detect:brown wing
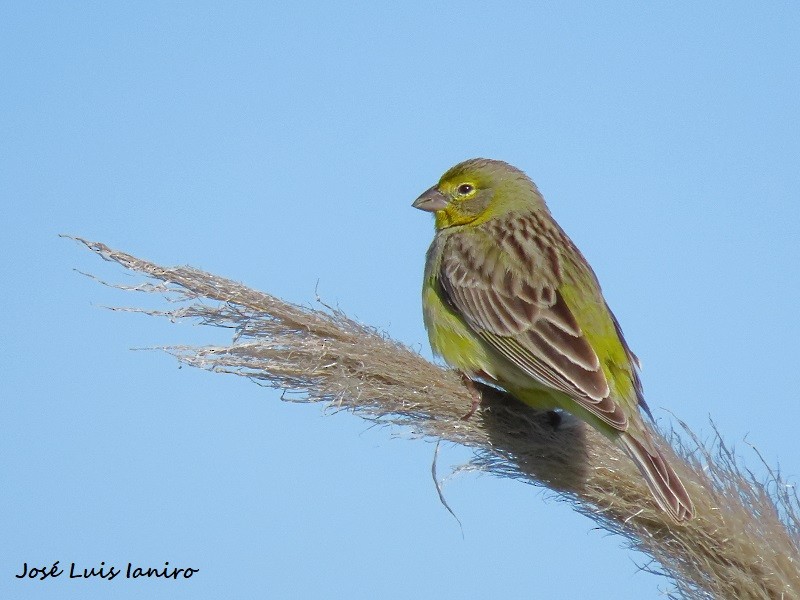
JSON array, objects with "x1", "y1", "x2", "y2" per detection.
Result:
[{"x1": 439, "y1": 216, "x2": 628, "y2": 430}]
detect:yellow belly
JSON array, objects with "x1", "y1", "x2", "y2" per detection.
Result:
[
  {"x1": 423, "y1": 284, "x2": 493, "y2": 377},
  {"x1": 423, "y1": 283, "x2": 568, "y2": 414}
]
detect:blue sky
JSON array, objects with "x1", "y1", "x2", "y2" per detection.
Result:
[{"x1": 2, "y1": 2, "x2": 798, "y2": 598}]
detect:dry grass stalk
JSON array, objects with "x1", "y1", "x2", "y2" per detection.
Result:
[{"x1": 70, "y1": 236, "x2": 799, "y2": 599}]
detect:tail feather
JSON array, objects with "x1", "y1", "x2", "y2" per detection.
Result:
[{"x1": 619, "y1": 432, "x2": 694, "y2": 523}]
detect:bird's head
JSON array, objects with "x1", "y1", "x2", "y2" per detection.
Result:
[{"x1": 412, "y1": 158, "x2": 546, "y2": 230}]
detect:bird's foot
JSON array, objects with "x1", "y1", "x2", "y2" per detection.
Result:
[
  {"x1": 546, "y1": 410, "x2": 562, "y2": 430},
  {"x1": 458, "y1": 373, "x2": 482, "y2": 420}
]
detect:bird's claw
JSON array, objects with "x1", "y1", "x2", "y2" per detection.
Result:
[{"x1": 458, "y1": 373, "x2": 482, "y2": 420}]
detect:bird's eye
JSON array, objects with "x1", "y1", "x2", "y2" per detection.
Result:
[{"x1": 457, "y1": 183, "x2": 474, "y2": 195}]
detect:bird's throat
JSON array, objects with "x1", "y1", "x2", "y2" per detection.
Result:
[{"x1": 435, "y1": 208, "x2": 481, "y2": 230}]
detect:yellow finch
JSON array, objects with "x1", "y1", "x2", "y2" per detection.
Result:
[{"x1": 413, "y1": 158, "x2": 693, "y2": 522}]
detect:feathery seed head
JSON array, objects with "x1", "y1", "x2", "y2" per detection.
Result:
[{"x1": 412, "y1": 158, "x2": 548, "y2": 230}]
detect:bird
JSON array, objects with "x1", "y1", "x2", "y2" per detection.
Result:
[{"x1": 412, "y1": 158, "x2": 694, "y2": 522}]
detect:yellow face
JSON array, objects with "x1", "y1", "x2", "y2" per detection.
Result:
[
  {"x1": 433, "y1": 176, "x2": 487, "y2": 229},
  {"x1": 413, "y1": 158, "x2": 541, "y2": 230},
  {"x1": 412, "y1": 166, "x2": 494, "y2": 230}
]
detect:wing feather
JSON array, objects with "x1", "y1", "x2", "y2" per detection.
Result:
[{"x1": 439, "y1": 215, "x2": 628, "y2": 430}]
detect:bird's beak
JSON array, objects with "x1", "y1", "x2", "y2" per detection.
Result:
[{"x1": 412, "y1": 186, "x2": 449, "y2": 212}]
